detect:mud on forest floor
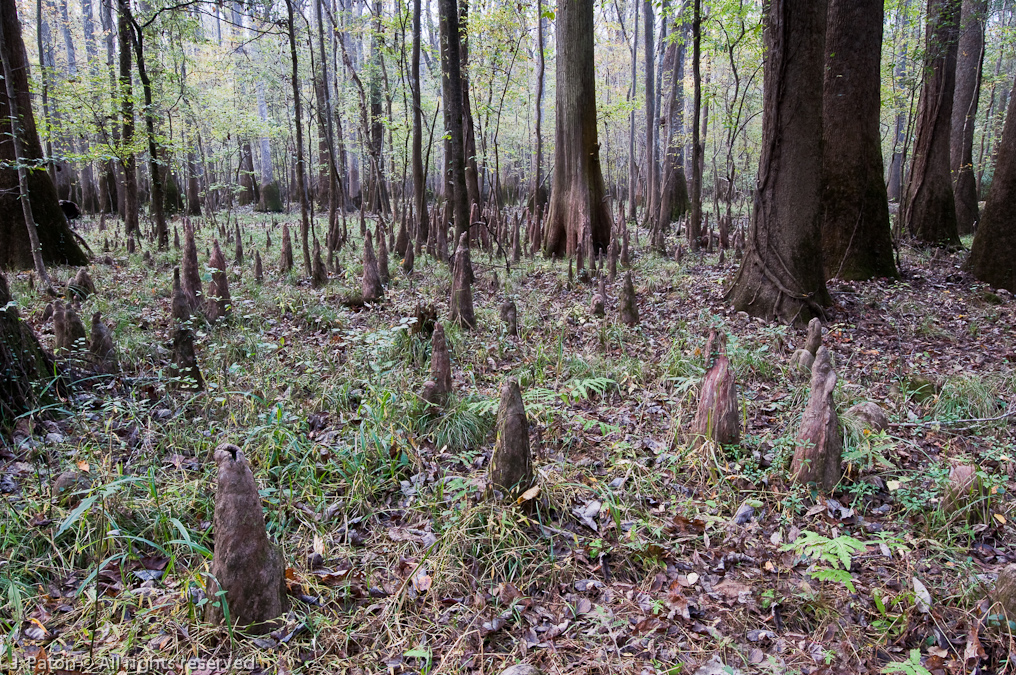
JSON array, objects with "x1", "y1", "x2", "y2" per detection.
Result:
[{"x1": 2, "y1": 218, "x2": 1015, "y2": 675}]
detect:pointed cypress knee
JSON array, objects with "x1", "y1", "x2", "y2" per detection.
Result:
[
  {"x1": 89, "y1": 312, "x2": 118, "y2": 374},
  {"x1": 205, "y1": 240, "x2": 231, "y2": 322},
  {"x1": 420, "y1": 322, "x2": 452, "y2": 407},
  {"x1": 450, "y1": 233, "x2": 476, "y2": 329},
  {"x1": 206, "y1": 444, "x2": 289, "y2": 634},
  {"x1": 619, "y1": 271, "x2": 639, "y2": 326},
  {"x1": 182, "y1": 220, "x2": 202, "y2": 312},
  {"x1": 488, "y1": 379, "x2": 533, "y2": 498},
  {"x1": 689, "y1": 331, "x2": 739, "y2": 447},
  {"x1": 791, "y1": 346, "x2": 842, "y2": 491},
  {"x1": 280, "y1": 223, "x2": 294, "y2": 273}
]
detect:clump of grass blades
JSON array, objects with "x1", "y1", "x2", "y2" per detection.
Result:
[
  {"x1": 411, "y1": 395, "x2": 494, "y2": 452},
  {"x1": 934, "y1": 374, "x2": 1005, "y2": 421}
]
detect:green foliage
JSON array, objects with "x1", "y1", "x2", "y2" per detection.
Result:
[
  {"x1": 781, "y1": 531, "x2": 867, "y2": 592},
  {"x1": 881, "y1": 650, "x2": 932, "y2": 675}
]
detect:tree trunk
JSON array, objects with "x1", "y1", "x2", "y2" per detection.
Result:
[
  {"x1": 643, "y1": 0, "x2": 656, "y2": 230},
  {"x1": 901, "y1": 0, "x2": 962, "y2": 247},
  {"x1": 724, "y1": 0, "x2": 831, "y2": 325},
  {"x1": 128, "y1": 16, "x2": 168, "y2": 249},
  {"x1": 821, "y1": 0, "x2": 897, "y2": 280},
  {"x1": 950, "y1": 0, "x2": 986, "y2": 235},
  {"x1": 439, "y1": 0, "x2": 469, "y2": 240},
  {"x1": 886, "y1": 0, "x2": 912, "y2": 203},
  {"x1": 0, "y1": 0, "x2": 86, "y2": 270},
  {"x1": 314, "y1": 0, "x2": 338, "y2": 233},
  {"x1": 1, "y1": 273, "x2": 60, "y2": 422},
  {"x1": 543, "y1": 0, "x2": 611, "y2": 262},
  {"x1": 412, "y1": 0, "x2": 427, "y2": 248},
  {"x1": 627, "y1": 0, "x2": 638, "y2": 221},
  {"x1": 967, "y1": 73, "x2": 1016, "y2": 292},
  {"x1": 459, "y1": 0, "x2": 481, "y2": 213},
  {"x1": 532, "y1": 0, "x2": 545, "y2": 211},
  {"x1": 656, "y1": 20, "x2": 689, "y2": 231},
  {"x1": 689, "y1": 0, "x2": 703, "y2": 250},
  {"x1": 1, "y1": 7, "x2": 50, "y2": 286},
  {"x1": 285, "y1": 0, "x2": 313, "y2": 275},
  {"x1": 118, "y1": 0, "x2": 139, "y2": 237}
]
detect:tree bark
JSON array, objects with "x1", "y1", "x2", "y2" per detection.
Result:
[
  {"x1": 118, "y1": 0, "x2": 139, "y2": 237},
  {"x1": 643, "y1": 0, "x2": 656, "y2": 230},
  {"x1": 543, "y1": 0, "x2": 611, "y2": 262},
  {"x1": 627, "y1": 0, "x2": 638, "y2": 221},
  {"x1": 439, "y1": 0, "x2": 469, "y2": 240},
  {"x1": 1, "y1": 273, "x2": 60, "y2": 422},
  {"x1": 950, "y1": 0, "x2": 986, "y2": 235},
  {"x1": 0, "y1": 0, "x2": 86, "y2": 270},
  {"x1": 901, "y1": 0, "x2": 962, "y2": 247},
  {"x1": 127, "y1": 13, "x2": 168, "y2": 249},
  {"x1": 459, "y1": 0, "x2": 481, "y2": 213},
  {"x1": 689, "y1": 0, "x2": 703, "y2": 250},
  {"x1": 412, "y1": 0, "x2": 427, "y2": 247},
  {"x1": 967, "y1": 73, "x2": 1016, "y2": 292},
  {"x1": 285, "y1": 0, "x2": 313, "y2": 274},
  {"x1": 532, "y1": 0, "x2": 545, "y2": 211},
  {"x1": 724, "y1": 0, "x2": 831, "y2": 325},
  {"x1": 821, "y1": 0, "x2": 897, "y2": 280},
  {"x1": 1, "y1": 8, "x2": 50, "y2": 286},
  {"x1": 656, "y1": 19, "x2": 689, "y2": 231}
]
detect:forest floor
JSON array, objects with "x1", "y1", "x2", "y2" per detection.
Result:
[{"x1": 2, "y1": 211, "x2": 1015, "y2": 675}]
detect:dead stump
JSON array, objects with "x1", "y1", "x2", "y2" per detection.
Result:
[{"x1": 206, "y1": 444, "x2": 289, "y2": 633}]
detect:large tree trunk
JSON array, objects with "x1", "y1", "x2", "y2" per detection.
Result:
[
  {"x1": 950, "y1": 0, "x2": 986, "y2": 235},
  {"x1": 901, "y1": 0, "x2": 962, "y2": 247},
  {"x1": 967, "y1": 73, "x2": 1016, "y2": 292},
  {"x1": 1, "y1": 273, "x2": 60, "y2": 423},
  {"x1": 724, "y1": 0, "x2": 831, "y2": 325},
  {"x1": 439, "y1": 0, "x2": 469, "y2": 240},
  {"x1": 656, "y1": 20, "x2": 689, "y2": 231},
  {"x1": 0, "y1": 0, "x2": 87, "y2": 270},
  {"x1": 543, "y1": 0, "x2": 611, "y2": 262},
  {"x1": 314, "y1": 0, "x2": 338, "y2": 233},
  {"x1": 821, "y1": 0, "x2": 897, "y2": 280}
]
